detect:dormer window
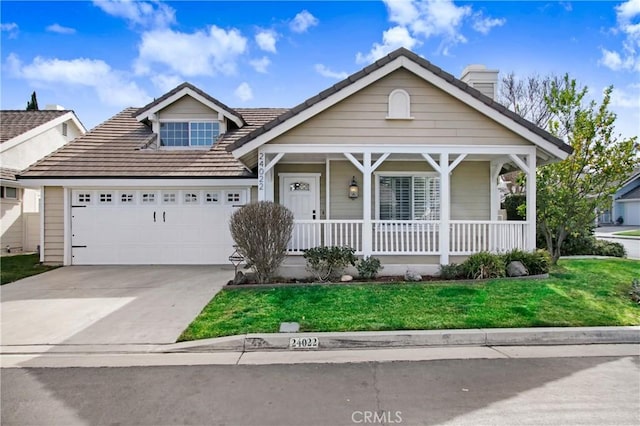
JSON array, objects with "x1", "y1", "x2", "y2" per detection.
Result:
[{"x1": 160, "y1": 121, "x2": 219, "y2": 147}]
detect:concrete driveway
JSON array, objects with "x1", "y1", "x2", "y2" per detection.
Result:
[{"x1": 1, "y1": 266, "x2": 232, "y2": 346}]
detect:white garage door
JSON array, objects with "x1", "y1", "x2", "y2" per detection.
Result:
[
  {"x1": 71, "y1": 188, "x2": 247, "y2": 265},
  {"x1": 623, "y1": 201, "x2": 640, "y2": 226}
]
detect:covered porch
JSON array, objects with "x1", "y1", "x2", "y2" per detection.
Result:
[{"x1": 257, "y1": 144, "x2": 537, "y2": 265}]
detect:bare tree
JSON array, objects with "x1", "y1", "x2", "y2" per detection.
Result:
[{"x1": 499, "y1": 72, "x2": 565, "y2": 129}]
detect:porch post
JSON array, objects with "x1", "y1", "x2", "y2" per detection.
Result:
[
  {"x1": 440, "y1": 153, "x2": 450, "y2": 265},
  {"x1": 526, "y1": 152, "x2": 537, "y2": 250},
  {"x1": 489, "y1": 161, "x2": 503, "y2": 221},
  {"x1": 362, "y1": 152, "x2": 373, "y2": 256}
]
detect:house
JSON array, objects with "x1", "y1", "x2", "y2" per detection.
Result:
[
  {"x1": 606, "y1": 168, "x2": 640, "y2": 226},
  {"x1": 19, "y1": 48, "x2": 571, "y2": 275},
  {"x1": 1, "y1": 107, "x2": 85, "y2": 253}
]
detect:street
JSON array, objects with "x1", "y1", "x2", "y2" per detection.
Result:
[{"x1": 2, "y1": 355, "x2": 639, "y2": 425}]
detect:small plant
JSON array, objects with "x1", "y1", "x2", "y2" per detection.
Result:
[
  {"x1": 303, "y1": 246, "x2": 357, "y2": 282},
  {"x1": 229, "y1": 201, "x2": 294, "y2": 284},
  {"x1": 439, "y1": 263, "x2": 463, "y2": 280},
  {"x1": 357, "y1": 256, "x2": 383, "y2": 280},
  {"x1": 503, "y1": 249, "x2": 551, "y2": 275},
  {"x1": 461, "y1": 252, "x2": 506, "y2": 280},
  {"x1": 630, "y1": 278, "x2": 640, "y2": 304}
]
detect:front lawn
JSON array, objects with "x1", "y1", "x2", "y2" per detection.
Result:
[
  {"x1": 179, "y1": 259, "x2": 640, "y2": 341},
  {"x1": 614, "y1": 229, "x2": 640, "y2": 237},
  {"x1": 0, "y1": 254, "x2": 58, "y2": 285}
]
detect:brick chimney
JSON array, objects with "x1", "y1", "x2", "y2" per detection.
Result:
[{"x1": 460, "y1": 65, "x2": 499, "y2": 100}]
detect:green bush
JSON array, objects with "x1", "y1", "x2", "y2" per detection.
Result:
[
  {"x1": 503, "y1": 249, "x2": 551, "y2": 275},
  {"x1": 439, "y1": 263, "x2": 464, "y2": 280},
  {"x1": 460, "y1": 252, "x2": 506, "y2": 279},
  {"x1": 560, "y1": 234, "x2": 626, "y2": 258},
  {"x1": 303, "y1": 246, "x2": 357, "y2": 282},
  {"x1": 356, "y1": 256, "x2": 383, "y2": 280},
  {"x1": 593, "y1": 240, "x2": 626, "y2": 257}
]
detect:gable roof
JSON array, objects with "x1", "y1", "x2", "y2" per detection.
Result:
[
  {"x1": 0, "y1": 110, "x2": 79, "y2": 144},
  {"x1": 227, "y1": 48, "x2": 572, "y2": 161},
  {"x1": 19, "y1": 107, "x2": 287, "y2": 179},
  {"x1": 133, "y1": 82, "x2": 246, "y2": 128},
  {"x1": 0, "y1": 167, "x2": 21, "y2": 182},
  {"x1": 619, "y1": 185, "x2": 640, "y2": 200}
]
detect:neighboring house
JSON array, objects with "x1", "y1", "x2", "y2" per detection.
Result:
[
  {"x1": 19, "y1": 48, "x2": 571, "y2": 275},
  {"x1": 1, "y1": 108, "x2": 85, "y2": 253},
  {"x1": 601, "y1": 168, "x2": 640, "y2": 226}
]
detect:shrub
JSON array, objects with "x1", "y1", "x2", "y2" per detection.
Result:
[
  {"x1": 503, "y1": 249, "x2": 551, "y2": 275},
  {"x1": 303, "y1": 246, "x2": 357, "y2": 282},
  {"x1": 356, "y1": 256, "x2": 383, "y2": 280},
  {"x1": 229, "y1": 201, "x2": 294, "y2": 284},
  {"x1": 503, "y1": 194, "x2": 526, "y2": 220},
  {"x1": 439, "y1": 263, "x2": 463, "y2": 280},
  {"x1": 630, "y1": 278, "x2": 640, "y2": 304},
  {"x1": 559, "y1": 233, "x2": 626, "y2": 258},
  {"x1": 593, "y1": 240, "x2": 626, "y2": 257},
  {"x1": 461, "y1": 252, "x2": 506, "y2": 279}
]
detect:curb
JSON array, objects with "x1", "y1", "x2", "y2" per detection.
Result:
[{"x1": 161, "y1": 326, "x2": 640, "y2": 353}]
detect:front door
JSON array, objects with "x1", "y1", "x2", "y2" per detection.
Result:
[{"x1": 280, "y1": 174, "x2": 320, "y2": 251}]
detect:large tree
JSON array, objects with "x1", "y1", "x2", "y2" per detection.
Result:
[
  {"x1": 25, "y1": 91, "x2": 38, "y2": 110},
  {"x1": 535, "y1": 76, "x2": 637, "y2": 263}
]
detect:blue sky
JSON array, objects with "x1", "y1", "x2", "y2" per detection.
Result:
[{"x1": 1, "y1": 1, "x2": 638, "y2": 140}]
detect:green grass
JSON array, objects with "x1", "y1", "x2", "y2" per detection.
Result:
[
  {"x1": 179, "y1": 259, "x2": 640, "y2": 341},
  {"x1": 0, "y1": 254, "x2": 58, "y2": 285},
  {"x1": 614, "y1": 229, "x2": 640, "y2": 237}
]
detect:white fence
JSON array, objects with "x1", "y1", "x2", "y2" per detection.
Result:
[{"x1": 449, "y1": 221, "x2": 528, "y2": 254}]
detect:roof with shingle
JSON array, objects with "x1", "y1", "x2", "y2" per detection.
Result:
[
  {"x1": 226, "y1": 48, "x2": 572, "y2": 155},
  {"x1": 0, "y1": 167, "x2": 20, "y2": 181},
  {"x1": 0, "y1": 110, "x2": 71, "y2": 144},
  {"x1": 19, "y1": 107, "x2": 288, "y2": 179}
]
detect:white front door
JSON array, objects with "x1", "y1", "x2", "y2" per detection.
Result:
[{"x1": 280, "y1": 174, "x2": 320, "y2": 250}]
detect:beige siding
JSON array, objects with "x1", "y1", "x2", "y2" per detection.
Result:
[
  {"x1": 43, "y1": 186, "x2": 64, "y2": 264},
  {"x1": 324, "y1": 160, "x2": 490, "y2": 220},
  {"x1": 451, "y1": 162, "x2": 490, "y2": 220},
  {"x1": 158, "y1": 95, "x2": 218, "y2": 120},
  {"x1": 1, "y1": 194, "x2": 23, "y2": 252},
  {"x1": 269, "y1": 68, "x2": 531, "y2": 146},
  {"x1": 274, "y1": 164, "x2": 326, "y2": 218}
]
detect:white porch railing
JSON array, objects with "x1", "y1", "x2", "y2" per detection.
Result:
[
  {"x1": 289, "y1": 220, "x2": 529, "y2": 256},
  {"x1": 449, "y1": 221, "x2": 528, "y2": 254}
]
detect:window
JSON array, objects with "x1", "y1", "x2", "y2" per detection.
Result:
[
  {"x1": 204, "y1": 192, "x2": 220, "y2": 204},
  {"x1": 226, "y1": 191, "x2": 241, "y2": 204},
  {"x1": 184, "y1": 192, "x2": 199, "y2": 204},
  {"x1": 162, "y1": 192, "x2": 177, "y2": 204},
  {"x1": 160, "y1": 121, "x2": 219, "y2": 147},
  {"x1": 120, "y1": 193, "x2": 135, "y2": 204},
  {"x1": 62, "y1": 122, "x2": 68, "y2": 137},
  {"x1": 141, "y1": 193, "x2": 156, "y2": 204},
  {"x1": 2, "y1": 186, "x2": 17, "y2": 199},
  {"x1": 77, "y1": 193, "x2": 91, "y2": 203},
  {"x1": 378, "y1": 175, "x2": 440, "y2": 220},
  {"x1": 99, "y1": 193, "x2": 113, "y2": 204}
]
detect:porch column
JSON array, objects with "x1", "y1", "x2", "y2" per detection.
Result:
[
  {"x1": 440, "y1": 153, "x2": 450, "y2": 265},
  {"x1": 362, "y1": 152, "x2": 373, "y2": 256},
  {"x1": 489, "y1": 161, "x2": 504, "y2": 221},
  {"x1": 526, "y1": 152, "x2": 537, "y2": 250}
]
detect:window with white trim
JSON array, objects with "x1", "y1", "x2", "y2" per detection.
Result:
[
  {"x1": 204, "y1": 192, "x2": 220, "y2": 204},
  {"x1": 225, "y1": 191, "x2": 242, "y2": 204},
  {"x1": 387, "y1": 89, "x2": 412, "y2": 119},
  {"x1": 184, "y1": 192, "x2": 199, "y2": 204},
  {"x1": 77, "y1": 193, "x2": 91, "y2": 204},
  {"x1": 99, "y1": 193, "x2": 113, "y2": 204},
  {"x1": 141, "y1": 192, "x2": 156, "y2": 204},
  {"x1": 120, "y1": 193, "x2": 135, "y2": 204},
  {"x1": 162, "y1": 192, "x2": 177, "y2": 204},
  {"x1": 159, "y1": 121, "x2": 219, "y2": 147},
  {"x1": 1, "y1": 186, "x2": 18, "y2": 199},
  {"x1": 378, "y1": 175, "x2": 440, "y2": 220}
]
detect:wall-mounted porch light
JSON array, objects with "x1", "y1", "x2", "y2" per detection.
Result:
[{"x1": 348, "y1": 176, "x2": 359, "y2": 199}]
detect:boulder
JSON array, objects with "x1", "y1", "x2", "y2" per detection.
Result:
[
  {"x1": 340, "y1": 274, "x2": 353, "y2": 282},
  {"x1": 506, "y1": 261, "x2": 529, "y2": 277},
  {"x1": 404, "y1": 269, "x2": 422, "y2": 282}
]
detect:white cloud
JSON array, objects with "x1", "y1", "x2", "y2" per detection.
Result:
[
  {"x1": 290, "y1": 10, "x2": 318, "y2": 33},
  {"x1": 610, "y1": 87, "x2": 640, "y2": 108},
  {"x1": 255, "y1": 29, "x2": 277, "y2": 53},
  {"x1": 249, "y1": 56, "x2": 271, "y2": 73},
  {"x1": 46, "y1": 23, "x2": 76, "y2": 35},
  {"x1": 8, "y1": 53, "x2": 150, "y2": 107},
  {"x1": 315, "y1": 64, "x2": 348, "y2": 79},
  {"x1": 93, "y1": 0, "x2": 175, "y2": 28},
  {"x1": 601, "y1": 0, "x2": 640, "y2": 71},
  {"x1": 234, "y1": 82, "x2": 253, "y2": 102},
  {"x1": 356, "y1": 26, "x2": 419, "y2": 63},
  {"x1": 471, "y1": 13, "x2": 505, "y2": 35},
  {"x1": 1, "y1": 22, "x2": 18, "y2": 38},
  {"x1": 135, "y1": 26, "x2": 247, "y2": 77},
  {"x1": 150, "y1": 74, "x2": 182, "y2": 92},
  {"x1": 385, "y1": 0, "x2": 419, "y2": 26}
]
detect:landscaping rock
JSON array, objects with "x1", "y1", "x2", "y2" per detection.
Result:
[
  {"x1": 507, "y1": 261, "x2": 529, "y2": 277},
  {"x1": 340, "y1": 274, "x2": 353, "y2": 282},
  {"x1": 404, "y1": 269, "x2": 422, "y2": 282}
]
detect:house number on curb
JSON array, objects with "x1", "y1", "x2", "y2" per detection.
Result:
[{"x1": 289, "y1": 337, "x2": 319, "y2": 349}]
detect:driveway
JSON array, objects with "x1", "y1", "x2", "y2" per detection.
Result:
[
  {"x1": 595, "y1": 226, "x2": 640, "y2": 260},
  {"x1": 1, "y1": 266, "x2": 231, "y2": 346}
]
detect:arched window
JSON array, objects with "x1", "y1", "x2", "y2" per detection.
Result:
[{"x1": 387, "y1": 89, "x2": 412, "y2": 119}]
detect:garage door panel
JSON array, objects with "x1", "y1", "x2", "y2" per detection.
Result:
[{"x1": 71, "y1": 189, "x2": 244, "y2": 265}]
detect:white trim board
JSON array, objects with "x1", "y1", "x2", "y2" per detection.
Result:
[{"x1": 16, "y1": 178, "x2": 258, "y2": 188}]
